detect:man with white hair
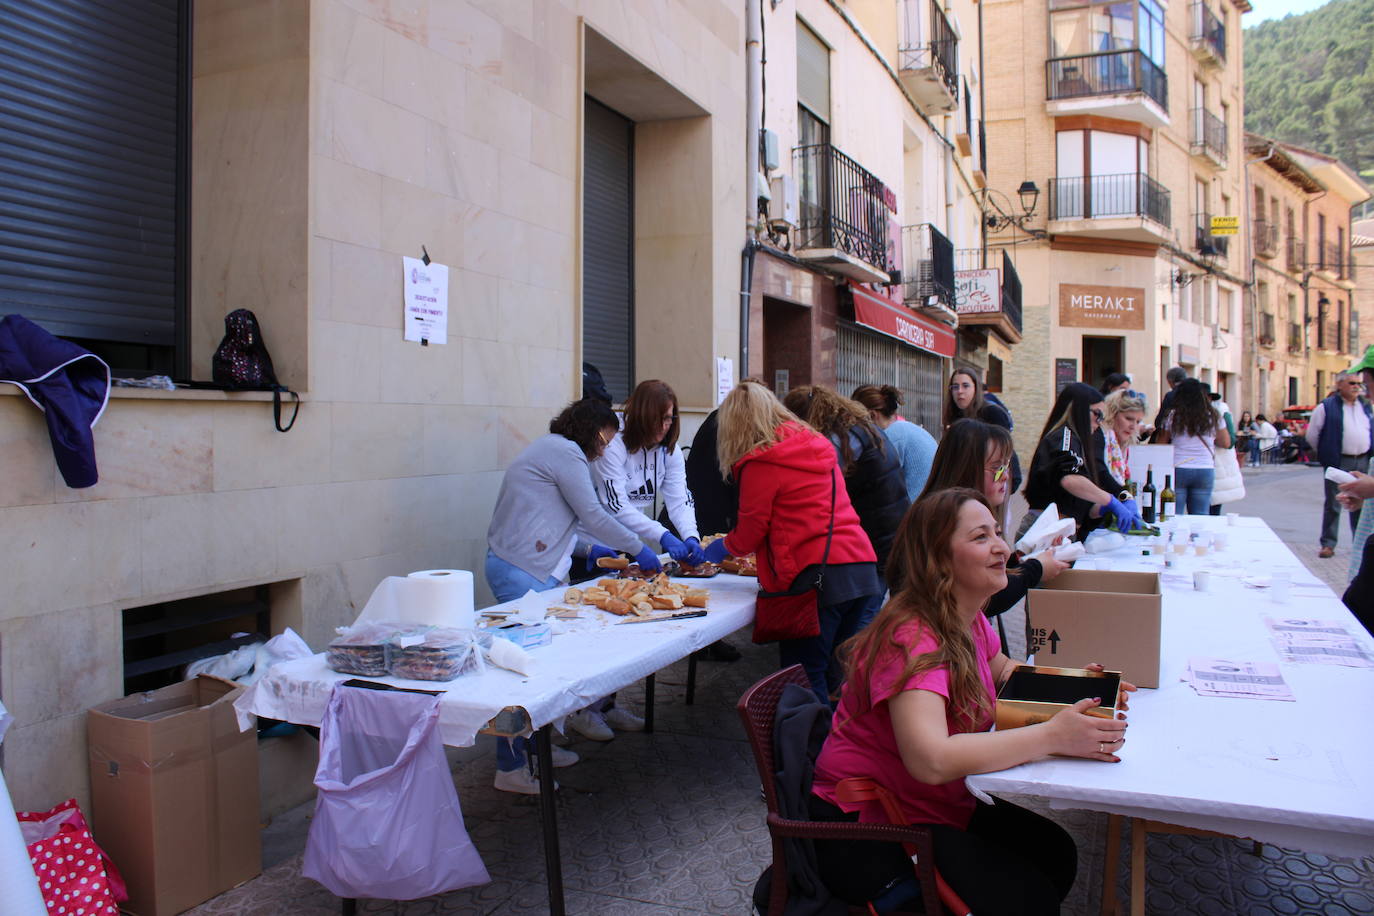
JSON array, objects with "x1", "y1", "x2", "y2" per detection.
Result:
[{"x1": 1307, "y1": 370, "x2": 1373, "y2": 557}]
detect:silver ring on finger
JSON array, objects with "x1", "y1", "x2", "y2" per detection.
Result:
[{"x1": 1099, "y1": 742, "x2": 1107, "y2": 754}]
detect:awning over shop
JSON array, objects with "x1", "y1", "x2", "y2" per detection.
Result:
[{"x1": 849, "y1": 284, "x2": 956, "y2": 358}]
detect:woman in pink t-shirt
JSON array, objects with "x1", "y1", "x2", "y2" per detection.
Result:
[{"x1": 809, "y1": 488, "x2": 1134, "y2": 914}]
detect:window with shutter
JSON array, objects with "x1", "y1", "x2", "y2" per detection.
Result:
[
  {"x1": 582, "y1": 97, "x2": 634, "y2": 403},
  {"x1": 796, "y1": 21, "x2": 830, "y2": 123}
]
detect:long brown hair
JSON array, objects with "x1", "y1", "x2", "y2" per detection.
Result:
[
  {"x1": 840, "y1": 488, "x2": 995, "y2": 732},
  {"x1": 783, "y1": 385, "x2": 884, "y2": 472},
  {"x1": 716, "y1": 380, "x2": 799, "y2": 478},
  {"x1": 622, "y1": 379, "x2": 680, "y2": 453},
  {"x1": 917, "y1": 418, "x2": 1012, "y2": 501},
  {"x1": 851, "y1": 384, "x2": 903, "y2": 419},
  {"x1": 942, "y1": 367, "x2": 987, "y2": 429}
]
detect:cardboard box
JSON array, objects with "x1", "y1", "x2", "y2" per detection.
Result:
[
  {"x1": 995, "y1": 665, "x2": 1122, "y2": 730},
  {"x1": 1026, "y1": 569, "x2": 1162, "y2": 688},
  {"x1": 87, "y1": 675, "x2": 261, "y2": 916}
]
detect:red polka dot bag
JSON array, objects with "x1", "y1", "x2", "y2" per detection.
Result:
[{"x1": 18, "y1": 798, "x2": 127, "y2": 916}]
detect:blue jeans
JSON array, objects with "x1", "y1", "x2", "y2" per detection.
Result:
[
  {"x1": 484, "y1": 550, "x2": 562, "y2": 772},
  {"x1": 1172, "y1": 467, "x2": 1215, "y2": 516},
  {"x1": 778, "y1": 592, "x2": 885, "y2": 706}
]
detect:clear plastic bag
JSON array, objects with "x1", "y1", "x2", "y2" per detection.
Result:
[
  {"x1": 302, "y1": 685, "x2": 490, "y2": 899},
  {"x1": 326, "y1": 622, "x2": 418, "y2": 676},
  {"x1": 388, "y1": 628, "x2": 489, "y2": 682}
]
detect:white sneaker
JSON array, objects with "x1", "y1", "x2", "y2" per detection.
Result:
[
  {"x1": 567, "y1": 708, "x2": 614, "y2": 741},
  {"x1": 549, "y1": 745, "x2": 579, "y2": 768},
  {"x1": 603, "y1": 706, "x2": 645, "y2": 732},
  {"x1": 494, "y1": 766, "x2": 557, "y2": 795}
]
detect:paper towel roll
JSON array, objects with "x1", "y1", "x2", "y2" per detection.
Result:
[
  {"x1": 402, "y1": 569, "x2": 477, "y2": 629},
  {"x1": 0, "y1": 772, "x2": 48, "y2": 916}
]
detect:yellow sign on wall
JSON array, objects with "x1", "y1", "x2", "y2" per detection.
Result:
[{"x1": 1210, "y1": 215, "x2": 1239, "y2": 236}]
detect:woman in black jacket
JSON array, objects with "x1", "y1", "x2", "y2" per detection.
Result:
[{"x1": 784, "y1": 385, "x2": 910, "y2": 576}]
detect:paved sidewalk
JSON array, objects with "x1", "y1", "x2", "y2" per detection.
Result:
[{"x1": 186, "y1": 466, "x2": 1373, "y2": 915}]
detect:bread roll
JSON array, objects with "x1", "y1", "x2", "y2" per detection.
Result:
[
  {"x1": 563, "y1": 587, "x2": 583, "y2": 605},
  {"x1": 684, "y1": 590, "x2": 709, "y2": 608},
  {"x1": 604, "y1": 596, "x2": 632, "y2": 616},
  {"x1": 596, "y1": 555, "x2": 630, "y2": 569},
  {"x1": 650, "y1": 593, "x2": 684, "y2": 610}
]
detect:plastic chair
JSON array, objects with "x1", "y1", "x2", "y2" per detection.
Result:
[{"x1": 737, "y1": 665, "x2": 970, "y2": 916}]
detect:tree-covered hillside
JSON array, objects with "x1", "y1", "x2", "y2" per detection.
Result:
[{"x1": 1244, "y1": 0, "x2": 1374, "y2": 188}]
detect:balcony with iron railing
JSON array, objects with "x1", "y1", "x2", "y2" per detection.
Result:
[
  {"x1": 1259, "y1": 312, "x2": 1276, "y2": 349},
  {"x1": 1286, "y1": 236, "x2": 1305, "y2": 273},
  {"x1": 1048, "y1": 172, "x2": 1171, "y2": 242},
  {"x1": 1194, "y1": 213, "x2": 1230, "y2": 259},
  {"x1": 1288, "y1": 321, "x2": 1302, "y2": 354},
  {"x1": 900, "y1": 223, "x2": 955, "y2": 323},
  {"x1": 1045, "y1": 49, "x2": 1169, "y2": 128},
  {"x1": 1189, "y1": 108, "x2": 1227, "y2": 165},
  {"x1": 899, "y1": 0, "x2": 959, "y2": 114},
  {"x1": 1325, "y1": 241, "x2": 1351, "y2": 282},
  {"x1": 1188, "y1": 1, "x2": 1226, "y2": 67},
  {"x1": 792, "y1": 143, "x2": 893, "y2": 285},
  {"x1": 1253, "y1": 219, "x2": 1279, "y2": 259}
]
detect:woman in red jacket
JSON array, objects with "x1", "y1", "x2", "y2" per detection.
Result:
[{"x1": 703, "y1": 380, "x2": 883, "y2": 703}]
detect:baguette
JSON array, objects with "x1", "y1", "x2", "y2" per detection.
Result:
[
  {"x1": 603, "y1": 596, "x2": 632, "y2": 616},
  {"x1": 683, "y1": 590, "x2": 709, "y2": 608},
  {"x1": 563, "y1": 587, "x2": 583, "y2": 605},
  {"x1": 650, "y1": 593, "x2": 684, "y2": 611},
  {"x1": 596, "y1": 555, "x2": 630, "y2": 569}
]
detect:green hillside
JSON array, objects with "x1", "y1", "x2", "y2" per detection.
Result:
[{"x1": 1244, "y1": 0, "x2": 1374, "y2": 189}]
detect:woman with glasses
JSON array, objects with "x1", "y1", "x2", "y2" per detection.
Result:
[
  {"x1": 944, "y1": 367, "x2": 1021, "y2": 494},
  {"x1": 1018, "y1": 383, "x2": 1142, "y2": 542},
  {"x1": 1155, "y1": 379, "x2": 1231, "y2": 515},
  {"x1": 485, "y1": 397, "x2": 656, "y2": 792},
  {"x1": 896, "y1": 419, "x2": 1070, "y2": 653}
]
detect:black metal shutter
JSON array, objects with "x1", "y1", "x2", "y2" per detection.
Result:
[
  {"x1": 582, "y1": 97, "x2": 633, "y2": 403},
  {"x1": 0, "y1": 0, "x2": 186, "y2": 356}
]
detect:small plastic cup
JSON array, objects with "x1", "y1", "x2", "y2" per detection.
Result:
[
  {"x1": 1193, "y1": 570, "x2": 1211, "y2": 592},
  {"x1": 1227, "y1": 512, "x2": 1239, "y2": 526},
  {"x1": 1271, "y1": 572, "x2": 1291, "y2": 602}
]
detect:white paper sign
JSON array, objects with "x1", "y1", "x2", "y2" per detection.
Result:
[
  {"x1": 955, "y1": 268, "x2": 1000, "y2": 314},
  {"x1": 402, "y1": 256, "x2": 449, "y2": 345},
  {"x1": 716, "y1": 357, "x2": 734, "y2": 406}
]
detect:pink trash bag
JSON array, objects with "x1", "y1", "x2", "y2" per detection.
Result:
[{"x1": 302, "y1": 684, "x2": 490, "y2": 899}]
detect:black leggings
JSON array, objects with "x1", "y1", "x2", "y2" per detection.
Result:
[{"x1": 808, "y1": 793, "x2": 1077, "y2": 915}]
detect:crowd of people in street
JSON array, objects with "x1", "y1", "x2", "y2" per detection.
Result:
[{"x1": 475, "y1": 353, "x2": 1374, "y2": 914}]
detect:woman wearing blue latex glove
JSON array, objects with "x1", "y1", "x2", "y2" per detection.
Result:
[
  {"x1": 683, "y1": 537, "x2": 707, "y2": 566},
  {"x1": 633, "y1": 544, "x2": 663, "y2": 572},
  {"x1": 1104, "y1": 496, "x2": 1144, "y2": 533},
  {"x1": 660, "y1": 532, "x2": 690, "y2": 563}
]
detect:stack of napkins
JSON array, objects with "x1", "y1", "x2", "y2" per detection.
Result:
[
  {"x1": 1265, "y1": 617, "x2": 1374, "y2": 668},
  {"x1": 1184, "y1": 658, "x2": 1294, "y2": 701}
]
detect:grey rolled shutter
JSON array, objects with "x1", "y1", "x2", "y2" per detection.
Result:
[
  {"x1": 796, "y1": 22, "x2": 830, "y2": 120},
  {"x1": 0, "y1": 0, "x2": 186, "y2": 351},
  {"x1": 582, "y1": 97, "x2": 634, "y2": 403}
]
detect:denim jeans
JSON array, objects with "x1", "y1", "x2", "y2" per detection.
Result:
[
  {"x1": 1172, "y1": 467, "x2": 1215, "y2": 516},
  {"x1": 778, "y1": 592, "x2": 885, "y2": 706},
  {"x1": 484, "y1": 550, "x2": 562, "y2": 772}
]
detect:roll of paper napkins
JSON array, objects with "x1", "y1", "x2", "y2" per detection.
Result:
[{"x1": 355, "y1": 570, "x2": 476, "y2": 629}]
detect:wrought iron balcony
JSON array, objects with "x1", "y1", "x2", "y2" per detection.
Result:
[
  {"x1": 899, "y1": 0, "x2": 959, "y2": 114},
  {"x1": 1253, "y1": 219, "x2": 1279, "y2": 259},
  {"x1": 1286, "y1": 236, "x2": 1305, "y2": 273},
  {"x1": 1259, "y1": 312, "x2": 1275, "y2": 349},
  {"x1": 1189, "y1": 1, "x2": 1226, "y2": 66},
  {"x1": 1325, "y1": 242, "x2": 1346, "y2": 278},
  {"x1": 1288, "y1": 321, "x2": 1302, "y2": 354},
  {"x1": 1046, "y1": 50, "x2": 1168, "y2": 114},
  {"x1": 900, "y1": 223, "x2": 955, "y2": 315},
  {"x1": 1189, "y1": 108, "x2": 1227, "y2": 165},
  {"x1": 1000, "y1": 249, "x2": 1023, "y2": 337},
  {"x1": 1049, "y1": 173, "x2": 1171, "y2": 227},
  {"x1": 793, "y1": 143, "x2": 892, "y2": 283},
  {"x1": 1194, "y1": 213, "x2": 1229, "y2": 258}
]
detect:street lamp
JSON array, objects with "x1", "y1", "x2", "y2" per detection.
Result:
[{"x1": 985, "y1": 181, "x2": 1042, "y2": 232}]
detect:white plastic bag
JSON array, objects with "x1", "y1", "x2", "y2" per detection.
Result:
[
  {"x1": 1084, "y1": 528, "x2": 1126, "y2": 554},
  {"x1": 302, "y1": 685, "x2": 490, "y2": 899}
]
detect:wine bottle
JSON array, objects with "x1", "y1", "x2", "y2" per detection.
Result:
[
  {"x1": 1141, "y1": 465, "x2": 1157, "y2": 524},
  {"x1": 1160, "y1": 474, "x2": 1176, "y2": 521}
]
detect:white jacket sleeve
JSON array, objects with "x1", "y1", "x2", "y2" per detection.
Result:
[
  {"x1": 661, "y1": 445, "x2": 700, "y2": 541},
  {"x1": 591, "y1": 434, "x2": 667, "y2": 549}
]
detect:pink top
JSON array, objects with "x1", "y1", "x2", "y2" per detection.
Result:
[{"x1": 812, "y1": 614, "x2": 1001, "y2": 829}]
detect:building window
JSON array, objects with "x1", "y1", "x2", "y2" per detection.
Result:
[
  {"x1": 1049, "y1": 0, "x2": 1165, "y2": 68},
  {"x1": 0, "y1": 0, "x2": 190, "y2": 376},
  {"x1": 986, "y1": 355, "x2": 1004, "y2": 392},
  {"x1": 582, "y1": 97, "x2": 635, "y2": 402},
  {"x1": 1052, "y1": 129, "x2": 1161, "y2": 221},
  {"x1": 1219, "y1": 287, "x2": 1232, "y2": 331}
]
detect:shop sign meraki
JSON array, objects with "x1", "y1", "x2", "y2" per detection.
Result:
[{"x1": 1058, "y1": 283, "x2": 1146, "y2": 331}]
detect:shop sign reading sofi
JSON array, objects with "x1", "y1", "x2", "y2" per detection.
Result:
[
  {"x1": 1058, "y1": 283, "x2": 1146, "y2": 331},
  {"x1": 955, "y1": 269, "x2": 1000, "y2": 314},
  {"x1": 851, "y1": 284, "x2": 957, "y2": 357}
]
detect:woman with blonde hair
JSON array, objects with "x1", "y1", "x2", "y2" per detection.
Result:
[
  {"x1": 703, "y1": 381, "x2": 883, "y2": 703},
  {"x1": 808, "y1": 488, "x2": 1133, "y2": 913},
  {"x1": 1100, "y1": 388, "x2": 1147, "y2": 487},
  {"x1": 783, "y1": 385, "x2": 909, "y2": 576}
]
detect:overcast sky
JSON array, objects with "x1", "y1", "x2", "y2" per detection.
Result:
[{"x1": 1248, "y1": 0, "x2": 1345, "y2": 23}]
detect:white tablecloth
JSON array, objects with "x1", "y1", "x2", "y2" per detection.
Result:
[
  {"x1": 968, "y1": 515, "x2": 1374, "y2": 858},
  {"x1": 235, "y1": 573, "x2": 759, "y2": 747}
]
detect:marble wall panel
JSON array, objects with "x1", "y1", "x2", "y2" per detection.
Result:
[
  {"x1": 310, "y1": 320, "x2": 384, "y2": 402},
  {"x1": 447, "y1": 268, "x2": 502, "y2": 343},
  {"x1": 0, "y1": 604, "x2": 121, "y2": 728},
  {"x1": 325, "y1": 240, "x2": 398, "y2": 327},
  {"x1": 56, "y1": 402, "x2": 213, "y2": 502},
  {"x1": 335, "y1": 0, "x2": 428, "y2": 44},
  {"x1": 2, "y1": 714, "x2": 90, "y2": 812},
  {"x1": 376, "y1": 332, "x2": 463, "y2": 405},
  {"x1": 0, "y1": 398, "x2": 58, "y2": 508},
  {"x1": 313, "y1": 154, "x2": 383, "y2": 249},
  {"x1": 421, "y1": 405, "x2": 499, "y2": 476},
  {"x1": 272, "y1": 481, "x2": 386, "y2": 571},
  {"x1": 427, "y1": 1, "x2": 504, "y2": 72},
  {"x1": 330, "y1": 402, "x2": 425, "y2": 481}
]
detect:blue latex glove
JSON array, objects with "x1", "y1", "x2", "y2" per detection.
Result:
[
  {"x1": 586, "y1": 545, "x2": 618, "y2": 571},
  {"x1": 660, "y1": 532, "x2": 690, "y2": 562},
  {"x1": 683, "y1": 537, "x2": 707, "y2": 566},
  {"x1": 633, "y1": 545, "x2": 663, "y2": 572},
  {"x1": 1104, "y1": 496, "x2": 1143, "y2": 533},
  {"x1": 703, "y1": 537, "x2": 732, "y2": 564}
]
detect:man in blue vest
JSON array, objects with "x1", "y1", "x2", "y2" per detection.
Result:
[{"x1": 1306, "y1": 371, "x2": 1374, "y2": 557}]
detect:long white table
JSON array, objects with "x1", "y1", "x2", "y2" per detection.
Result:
[
  {"x1": 235, "y1": 571, "x2": 759, "y2": 915},
  {"x1": 969, "y1": 516, "x2": 1374, "y2": 870}
]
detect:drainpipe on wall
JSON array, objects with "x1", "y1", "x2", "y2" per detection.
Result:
[
  {"x1": 977, "y1": 0, "x2": 988, "y2": 271},
  {"x1": 1243, "y1": 144, "x2": 1275, "y2": 412},
  {"x1": 740, "y1": 0, "x2": 763, "y2": 380}
]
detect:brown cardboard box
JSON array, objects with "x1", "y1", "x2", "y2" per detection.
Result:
[
  {"x1": 1026, "y1": 569, "x2": 1162, "y2": 688},
  {"x1": 87, "y1": 675, "x2": 261, "y2": 916},
  {"x1": 995, "y1": 665, "x2": 1122, "y2": 729}
]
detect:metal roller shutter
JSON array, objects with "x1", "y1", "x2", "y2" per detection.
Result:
[
  {"x1": 0, "y1": 0, "x2": 187, "y2": 361},
  {"x1": 836, "y1": 320, "x2": 946, "y2": 431},
  {"x1": 582, "y1": 97, "x2": 634, "y2": 403}
]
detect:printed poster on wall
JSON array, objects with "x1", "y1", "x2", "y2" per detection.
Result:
[
  {"x1": 402, "y1": 256, "x2": 449, "y2": 345},
  {"x1": 1058, "y1": 283, "x2": 1146, "y2": 331}
]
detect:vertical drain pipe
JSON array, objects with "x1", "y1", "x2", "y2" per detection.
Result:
[{"x1": 741, "y1": 0, "x2": 763, "y2": 381}]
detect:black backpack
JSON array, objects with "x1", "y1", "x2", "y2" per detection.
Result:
[{"x1": 212, "y1": 309, "x2": 299, "y2": 432}]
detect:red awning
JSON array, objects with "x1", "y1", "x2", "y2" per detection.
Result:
[{"x1": 849, "y1": 284, "x2": 956, "y2": 358}]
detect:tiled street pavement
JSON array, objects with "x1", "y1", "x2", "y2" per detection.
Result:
[{"x1": 188, "y1": 463, "x2": 1373, "y2": 915}]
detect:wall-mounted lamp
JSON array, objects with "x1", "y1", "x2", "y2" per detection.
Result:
[{"x1": 985, "y1": 181, "x2": 1041, "y2": 232}]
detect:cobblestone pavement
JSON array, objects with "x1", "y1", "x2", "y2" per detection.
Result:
[{"x1": 187, "y1": 462, "x2": 1373, "y2": 915}]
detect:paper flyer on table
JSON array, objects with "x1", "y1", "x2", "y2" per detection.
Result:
[
  {"x1": 1184, "y1": 658, "x2": 1294, "y2": 701},
  {"x1": 402, "y1": 256, "x2": 449, "y2": 344},
  {"x1": 1265, "y1": 617, "x2": 1374, "y2": 668}
]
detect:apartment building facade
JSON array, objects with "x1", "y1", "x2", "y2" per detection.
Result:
[
  {"x1": 983, "y1": 0, "x2": 1250, "y2": 450},
  {"x1": 1244, "y1": 138, "x2": 1369, "y2": 416},
  {"x1": 746, "y1": 0, "x2": 1012, "y2": 427}
]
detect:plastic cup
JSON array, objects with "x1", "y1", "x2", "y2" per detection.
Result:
[
  {"x1": 1271, "y1": 572, "x2": 1291, "y2": 602},
  {"x1": 1227, "y1": 513, "x2": 1239, "y2": 526},
  {"x1": 1193, "y1": 570, "x2": 1211, "y2": 592}
]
